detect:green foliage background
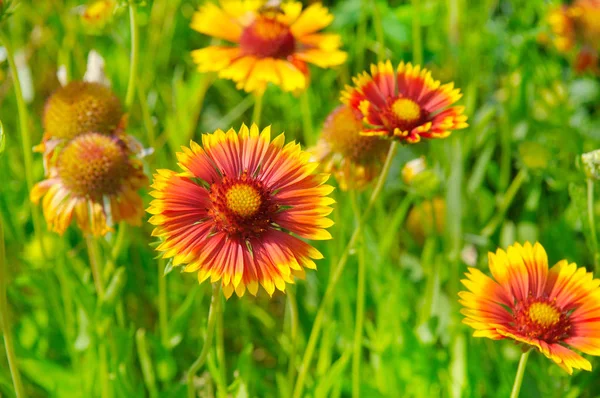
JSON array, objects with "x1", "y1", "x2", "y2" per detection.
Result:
[{"x1": 1, "y1": 0, "x2": 600, "y2": 397}]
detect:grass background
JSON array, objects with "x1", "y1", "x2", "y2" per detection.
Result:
[{"x1": 1, "y1": 0, "x2": 600, "y2": 397}]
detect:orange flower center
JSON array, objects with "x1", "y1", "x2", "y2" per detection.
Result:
[
  {"x1": 381, "y1": 97, "x2": 426, "y2": 133},
  {"x1": 209, "y1": 175, "x2": 278, "y2": 239},
  {"x1": 225, "y1": 184, "x2": 262, "y2": 217},
  {"x1": 58, "y1": 133, "x2": 129, "y2": 197},
  {"x1": 240, "y1": 16, "x2": 296, "y2": 58},
  {"x1": 513, "y1": 298, "x2": 571, "y2": 343}
]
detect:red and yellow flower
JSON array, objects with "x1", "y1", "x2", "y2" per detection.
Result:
[
  {"x1": 190, "y1": 1, "x2": 347, "y2": 92},
  {"x1": 548, "y1": 0, "x2": 600, "y2": 74},
  {"x1": 31, "y1": 132, "x2": 148, "y2": 236},
  {"x1": 342, "y1": 61, "x2": 468, "y2": 143},
  {"x1": 147, "y1": 124, "x2": 334, "y2": 298},
  {"x1": 460, "y1": 242, "x2": 600, "y2": 374},
  {"x1": 311, "y1": 105, "x2": 389, "y2": 191}
]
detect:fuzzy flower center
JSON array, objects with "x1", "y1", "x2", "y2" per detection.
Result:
[
  {"x1": 391, "y1": 98, "x2": 421, "y2": 122},
  {"x1": 379, "y1": 97, "x2": 426, "y2": 134},
  {"x1": 58, "y1": 133, "x2": 129, "y2": 198},
  {"x1": 513, "y1": 298, "x2": 571, "y2": 343},
  {"x1": 240, "y1": 16, "x2": 295, "y2": 58},
  {"x1": 209, "y1": 175, "x2": 278, "y2": 239},
  {"x1": 226, "y1": 184, "x2": 262, "y2": 217}
]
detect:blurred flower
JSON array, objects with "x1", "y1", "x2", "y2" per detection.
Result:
[
  {"x1": 342, "y1": 61, "x2": 468, "y2": 143},
  {"x1": 190, "y1": 1, "x2": 347, "y2": 93},
  {"x1": 460, "y1": 242, "x2": 600, "y2": 374},
  {"x1": 43, "y1": 81, "x2": 123, "y2": 141},
  {"x1": 402, "y1": 157, "x2": 427, "y2": 185},
  {"x1": 548, "y1": 0, "x2": 600, "y2": 75},
  {"x1": 311, "y1": 105, "x2": 389, "y2": 191},
  {"x1": 81, "y1": 0, "x2": 116, "y2": 28},
  {"x1": 406, "y1": 197, "x2": 445, "y2": 243},
  {"x1": 31, "y1": 132, "x2": 148, "y2": 236},
  {"x1": 581, "y1": 149, "x2": 600, "y2": 180},
  {"x1": 147, "y1": 124, "x2": 334, "y2": 298}
]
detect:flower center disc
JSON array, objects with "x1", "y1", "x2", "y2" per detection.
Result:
[
  {"x1": 513, "y1": 299, "x2": 571, "y2": 343},
  {"x1": 240, "y1": 16, "x2": 295, "y2": 58},
  {"x1": 58, "y1": 133, "x2": 129, "y2": 197},
  {"x1": 381, "y1": 97, "x2": 424, "y2": 133},
  {"x1": 226, "y1": 184, "x2": 262, "y2": 217}
]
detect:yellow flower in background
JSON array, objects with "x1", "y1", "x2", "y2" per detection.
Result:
[
  {"x1": 405, "y1": 197, "x2": 445, "y2": 244},
  {"x1": 147, "y1": 125, "x2": 334, "y2": 298},
  {"x1": 190, "y1": 1, "x2": 347, "y2": 92},
  {"x1": 548, "y1": 0, "x2": 600, "y2": 74},
  {"x1": 401, "y1": 156, "x2": 427, "y2": 185},
  {"x1": 342, "y1": 61, "x2": 468, "y2": 143},
  {"x1": 311, "y1": 105, "x2": 389, "y2": 191},
  {"x1": 460, "y1": 242, "x2": 600, "y2": 374},
  {"x1": 31, "y1": 132, "x2": 148, "y2": 236},
  {"x1": 43, "y1": 81, "x2": 123, "y2": 141},
  {"x1": 81, "y1": 0, "x2": 116, "y2": 27}
]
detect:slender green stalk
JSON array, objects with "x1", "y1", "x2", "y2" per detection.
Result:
[
  {"x1": 158, "y1": 260, "x2": 169, "y2": 347},
  {"x1": 286, "y1": 287, "x2": 299, "y2": 396},
  {"x1": 188, "y1": 284, "x2": 221, "y2": 398},
  {"x1": 371, "y1": 1, "x2": 386, "y2": 62},
  {"x1": 292, "y1": 142, "x2": 399, "y2": 398},
  {"x1": 481, "y1": 169, "x2": 527, "y2": 237},
  {"x1": 86, "y1": 235, "x2": 105, "y2": 298},
  {"x1": 110, "y1": 223, "x2": 128, "y2": 263},
  {"x1": 99, "y1": 341, "x2": 112, "y2": 398},
  {"x1": 215, "y1": 295, "x2": 227, "y2": 398},
  {"x1": 0, "y1": 31, "x2": 46, "y2": 259},
  {"x1": 412, "y1": 0, "x2": 423, "y2": 65},
  {"x1": 136, "y1": 329, "x2": 159, "y2": 398},
  {"x1": 510, "y1": 351, "x2": 530, "y2": 398},
  {"x1": 351, "y1": 210, "x2": 366, "y2": 398},
  {"x1": 587, "y1": 178, "x2": 599, "y2": 269},
  {"x1": 0, "y1": 220, "x2": 26, "y2": 398},
  {"x1": 125, "y1": 3, "x2": 139, "y2": 109},
  {"x1": 252, "y1": 92, "x2": 264, "y2": 126},
  {"x1": 300, "y1": 90, "x2": 313, "y2": 145}
]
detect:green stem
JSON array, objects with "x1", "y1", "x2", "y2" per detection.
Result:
[
  {"x1": 187, "y1": 284, "x2": 221, "y2": 398},
  {"x1": 351, "y1": 199, "x2": 366, "y2": 398},
  {"x1": 412, "y1": 0, "x2": 423, "y2": 65},
  {"x1": 99, "y1": 340, "x2": 111, "y2": 398},
  {"x1": 292, "y1": 142, "x2": 399, "y2": 398},
  {"x1": 510, "y1": 351, "x2": 530, "y2": 398},
  {"x1": 252, "y1": 92, "x2": 263, "y2": 126},
  {"x1": 158, "y1": 260, "x2": 169, "y2": 347},
  {"x1": 215, "y1": 296, "x2": 227, "y2": 398},
  {"x1": 481, "y1": 169, "x2": 527, "y2": 237},
  {"x1": 136, "y1": 329, "x2": 159, "y2": 398},
  {"x1": 125, "y1": 3, "x2": 139, "y2": 109},
  {"x1": 0, "y1": 31, "x2": 47, "y2": 260},
  {"x1": 300, "y1": 90, "x2": 313, "y2": 145},
  {"x1": 371, "y1": 1, "x2": 385, "y2": 62},
  {"x1": 0, "y1": 220, "x2": 26, "y2": 398},
  {"x1": 286, "y1": 287, "x2": 299, "y2": 396},
  {"x1": 110, "y1": 223, "x2": 127, "y2": 262},
  {"x1": 587, "y1": 178, "x2": 599, "y2": 269},
  {"x1": 86, "y1": 235, "x2": 105, "y2": 298}
]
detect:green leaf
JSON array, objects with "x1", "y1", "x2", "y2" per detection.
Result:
[{"x1": 19, "y1": 358, "x2": 84, "y2": 398}]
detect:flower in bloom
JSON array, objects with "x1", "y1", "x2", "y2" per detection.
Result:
[
  {"x1": 460, "y1": 242, "x2": 600, "y2": 374},
  {"x1": 548, "y1": 0, "x2": 600, "y2": 74},
  {"x1": 312, "y1": 105, "x2": 389, "y2": 191},
  {"x1": 31, "y1": 132, "x2": 148, "y2": 236},
  {"x1": 341, "y1": 61, "x2": 468, "y2": 143},
  {"x1": 190, "y1": 1, "x2": 347, "y2": 92},
  {"x1": 81, "y1": 0, "x2": 116, "y2": 27},
  {"x1": 147, "y1": 124, "x2": 334, "y2": 298}
]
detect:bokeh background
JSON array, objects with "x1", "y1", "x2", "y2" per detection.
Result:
[{"x1": 1, "y1": 0, "x2": 600, "y2": 397}]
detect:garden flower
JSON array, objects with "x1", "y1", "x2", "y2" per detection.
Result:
[
  {"x1": 31, "y1": 132, "x2": 148, "y2": 236},
  {"x1": 548, "y1": 0, "x2": 600, "y2": 74},
  {"x1": 43, "y1": 80, "x2": 123, "y2": 141},
  {"x1": 190, "y1": 1, "x2": 347, "y2": 92},
  {"x1": 342, "y1": 61, "x2": 468, "y2": 143},
  {"x1": 81, "y1": 0, "x2": 116, "y2": 27},
  {"x1": 312, "y1": 105, "x2": 389, "y2": 191},
  {"x1": 402, "y1": 156, "x2": 427, "y2": 185},
  {"x1": 147, "y1": 124, "x2": 334, "y2": 298},
  {"x1": 460, "y1": 242, "x2": 600, "y2": 374}
]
